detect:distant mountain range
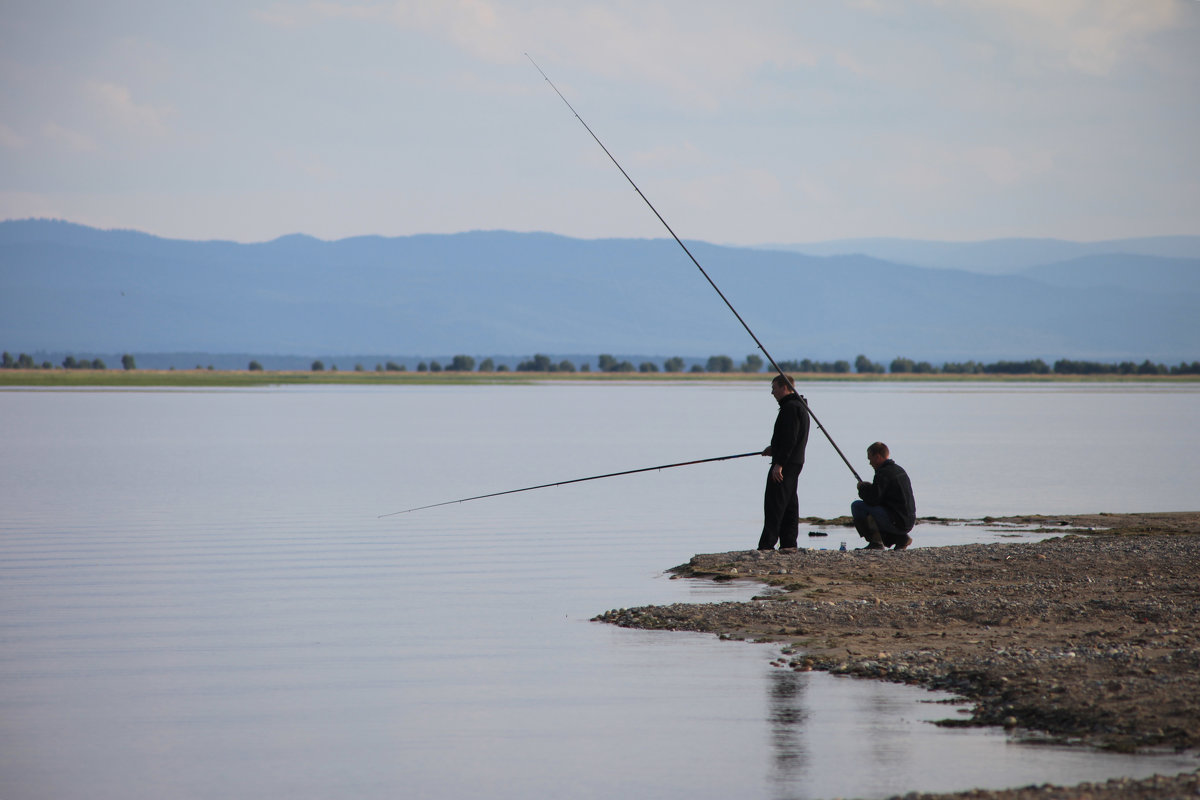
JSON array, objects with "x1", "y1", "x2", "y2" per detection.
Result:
[
  {"x1": 2, "y1": 219, "x2": 1197, "y2": 364},
  {"x1": 767, "y1": 236, "x2": 1200, "y2": 275}
]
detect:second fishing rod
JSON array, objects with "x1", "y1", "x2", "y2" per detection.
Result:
[{"x1": 527, "y1": 55, "x2": 863, "y2": 484}]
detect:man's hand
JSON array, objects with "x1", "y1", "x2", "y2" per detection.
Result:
[
  {"x1": 857, "y1": 481, "x2": 871, "y2": 491},
  {"x1": 771, "y1": 464, "x2": 784, "y2": 483}
]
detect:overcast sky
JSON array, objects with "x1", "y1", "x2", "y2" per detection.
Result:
[{"x1": 1, "y1": 1, "x2": 1197, "y2": 245}]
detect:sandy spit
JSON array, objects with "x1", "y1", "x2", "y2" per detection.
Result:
[{"x1": 594, "y1": 512, "x2": 1200, "y2": 799}]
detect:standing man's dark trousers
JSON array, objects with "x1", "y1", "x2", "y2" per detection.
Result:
[{"x1": 758, "y1": 463, "x2": 802, "y2": 550}]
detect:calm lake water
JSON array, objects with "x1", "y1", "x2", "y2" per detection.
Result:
[{"x1": 2, "y1": 381, "x2": 1198, "y2": 799}]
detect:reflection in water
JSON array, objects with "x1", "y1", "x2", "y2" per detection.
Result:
[
  {"x1": 768, "y1": 669, "x2": 809, "y2": 793},
  {"x1": 765, "y1": 670, "x2": 972, "y2": 799},
  {"x1": 762, "y1": 667, "x2": 1199, "y2": 800}
]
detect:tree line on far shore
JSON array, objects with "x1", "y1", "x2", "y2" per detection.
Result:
[
  {"x1": 2, "y1": 352, "x2": 138, "y2": 371},
  {"x1": 849, "y1": 355, "x2": 1200, "y2": 376},
  {"x1": 6, "y1": 350, "x2": 1199, "y2": 376}
]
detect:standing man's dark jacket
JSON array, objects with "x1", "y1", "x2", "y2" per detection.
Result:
[
  {"x1": 771, "y1": 393, "x2": 810, "y2": 468},
  {"x1": 758, "y1": 391, "x2": 811, "y2": 551},
  {"x1": 856, "y1": 459, "x2": 916, "y2": 533}
]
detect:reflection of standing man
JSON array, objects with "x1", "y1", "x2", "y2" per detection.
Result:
[{"x1": 758, "y1": 374, "x2": 810, "y2": 551}]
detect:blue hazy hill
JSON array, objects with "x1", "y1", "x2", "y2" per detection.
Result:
[
  {"x1": 1, "y1": 219, "x2": 1196, "y2": 362},
  {"x1": 1021, "y1": 253, "x2": 1200, "y2": 294},
  {"x1": 767, "y1": 236, "x2": 1200, "y2": 274}
]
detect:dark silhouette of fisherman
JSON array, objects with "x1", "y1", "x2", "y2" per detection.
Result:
[
  {"x1": 758, "y1": 374, "x2": 810, "y2": 551},
  {"x1": 852, "y1": 441, "x2": 916, "y2": 550}
]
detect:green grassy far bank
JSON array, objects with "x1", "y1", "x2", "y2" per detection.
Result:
[{"x1": 2, "y1": 369, "x2": 1199, "y2": 388}]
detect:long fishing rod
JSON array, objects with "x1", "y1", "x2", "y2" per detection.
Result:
[
  {"x1": 379, "y1": 451, "x2": 760, "y2": 517},
  {"x1": 526, "y1": 55, "x2": 862, "y2": 483}
]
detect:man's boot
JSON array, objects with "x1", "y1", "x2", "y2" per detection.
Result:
[{"x1": 858, "y1": 516, "x2": 886, "y2": 550}]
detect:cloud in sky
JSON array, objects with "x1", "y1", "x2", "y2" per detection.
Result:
[
  {"x1": 972, "y1": 0, "x2": 1183, "y2": 75},
  {"x1": 40, "y1": 122, "x2": 98, "y2": 154},
  {"x1": 84, "y1": 80, "x2": 173, "y2": 138},
  {"x1": 0, "y1": 122, "x2": 27, "y2": 149},
  {"x1": 0, "y1": 0, "x2": 1196, "y2": 244}
]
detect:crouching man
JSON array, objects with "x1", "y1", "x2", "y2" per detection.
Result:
[{"x1": 852, "y1": 442, "x2": 916, "y2": 550}]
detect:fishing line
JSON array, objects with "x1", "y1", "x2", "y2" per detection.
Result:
[{"x1": 526, "y1": 54, "x2": 862, "y2": 482}]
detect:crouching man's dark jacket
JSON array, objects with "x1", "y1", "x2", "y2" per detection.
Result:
[{"x1": 857, "y1": 459, "x2": 916, "y2": 533}]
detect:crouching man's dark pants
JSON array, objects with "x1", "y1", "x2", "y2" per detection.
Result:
[{"x1": 851, "y1": 499, "x2": 908, "y2": 547}]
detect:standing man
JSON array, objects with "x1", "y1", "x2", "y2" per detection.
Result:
[
  {"x1": 852, "y1": 442, "x2": 916, "y2": 550},
  {"x1": 758, "y1": 374, "x2": 810, "y2": 551}
]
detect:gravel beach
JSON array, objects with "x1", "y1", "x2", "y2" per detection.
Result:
[{"x1": 594, "y1": 512, "x2": 1200, "y2": 799}]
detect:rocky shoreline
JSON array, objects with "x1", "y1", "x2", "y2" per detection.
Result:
[{"x1": 594, "y1": 512, "x2": 1200, "y2": 799}]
